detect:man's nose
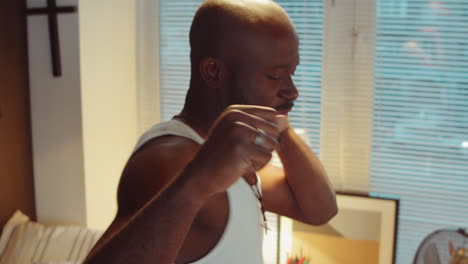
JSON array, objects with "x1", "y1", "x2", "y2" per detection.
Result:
[{"x1": 279, "y1": 78, "x2": 299, "y2": 101}]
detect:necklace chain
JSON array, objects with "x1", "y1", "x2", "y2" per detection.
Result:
[{"x1": 252, "y1": 183, "x2": 270, "y2": 234}]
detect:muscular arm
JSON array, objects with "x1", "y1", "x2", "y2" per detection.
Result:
[
  {"x1": 84, "y1": 169, "x2": 210, "y2": 264},
  {"x1": 261, "y1": 126, "x2": 338, "y2": 225},
  {"x1": 84, "y1": 139, "x2": 208, "y2": 264}
]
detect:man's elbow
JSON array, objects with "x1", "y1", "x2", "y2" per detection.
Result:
[
  {"x1": 305, "y1": 200, "x2": 338, "y2": 226},
  {"x1": 321, "y1": 203, "x2": 339, "y2": 224}
]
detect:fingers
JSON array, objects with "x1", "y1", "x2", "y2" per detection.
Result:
[
  {"x1": 253, "y1": 128, "x2": 278, "y2": 150},
  {"x1": 233, "y1": 122, "x2": 272, "y2": 172},
  {"x1": 223, "y1": 109, "x2": 280, "y2": 141},
  {"x1": 234, "y1": 121, "x2": 278, "y2": 152},
  {"x1": 249, "y1": 144, "x2": 273, "y2": 171},
  {"x1": 225, "y1": 105, "x2": 290, "y2": 133},
  {"x1": 232, "y1": 121, "x2": 276, "y2": 171},
  {"x1": 226, "y1": 105, "x2": 278, "y2": 122}
]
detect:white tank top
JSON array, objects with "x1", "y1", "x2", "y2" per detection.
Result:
[{"x1": 133, "y1": 119, "x2": 265, "y2": 264}]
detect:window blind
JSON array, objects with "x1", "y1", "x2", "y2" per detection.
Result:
[
  {"x1": 276, "y1": 0, "x2": 324, "y2": 154},
  {"x1": 159, "y1": 1, "x2": 200, "y2": 122},
  {"x1": 371, "y1": 1, "x2": 468, "y2": 263},
  {"x1": 159, "y1": 1, "x2": 324, "y2": 263}
]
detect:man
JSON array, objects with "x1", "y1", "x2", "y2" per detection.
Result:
[{"x1": 84, "y1": 0, "x2": 337, "y2": 263}]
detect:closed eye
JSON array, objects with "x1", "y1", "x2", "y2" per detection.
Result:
[{"x1": 266, "y1": 74, "x2": 281, "y2": 80}]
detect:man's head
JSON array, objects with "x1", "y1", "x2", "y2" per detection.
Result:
[{"x1": 187, "y1": 0, "x2": 299, "y2": 116}]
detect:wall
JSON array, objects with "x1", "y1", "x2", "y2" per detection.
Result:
[
  {"x1": 27, "y1": 0, "x2": 138, "y2": 229},
  {"x1": 293, "y1": 208, "x2": 382, "y2": 242},
  {"x1": 79, "y1": 0, "x2": 137, "y2": 230},
  {"x1": 28, "y1": 0, "x2": 87, "y2": 226},
  {"x1": 0, "y1": 0, "x2": 36, "y2": 227},
  {"x1": 292, "y1": 231, "x2": 379, "y2": 264}
]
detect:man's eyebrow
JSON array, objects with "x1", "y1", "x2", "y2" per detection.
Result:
[
  {"x1": 271, "y1": 62, "x2": 300, "y2": 70},
  {"x1": 271, "y1": 64, "x2": 292, "y2": 70}
]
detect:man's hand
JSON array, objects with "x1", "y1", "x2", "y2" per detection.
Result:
[{"x1": 188, "y1": 105, "x2": 289, "y2": 195}]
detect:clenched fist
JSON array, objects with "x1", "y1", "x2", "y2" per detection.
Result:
[{"x1": 186, "y1": 105, "x2": 289, "y2": 195}]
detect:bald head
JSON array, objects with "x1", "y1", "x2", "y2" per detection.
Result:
[
  {"x1": 183, "y1": 0, "x2": 300, "y2": 124},
  {"x1": 189, "y1": 0, "x2": 297, "y2": 65}
]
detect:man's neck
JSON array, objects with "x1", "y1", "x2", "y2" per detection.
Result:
[
  {"x1": 173, "y1": 109, "x2": 216, "y2": 140},
  {"x1": 176, "y1": 82, "x2": 225, "y2": 139}
]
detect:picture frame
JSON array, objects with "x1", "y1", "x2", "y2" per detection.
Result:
[{"x1": 277, "y1": 192, "x2": 399, "y2": 264}]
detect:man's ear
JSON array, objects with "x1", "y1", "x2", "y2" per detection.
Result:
[{"x1": 199, "y1": 57, "x2": 226, "y2": 88}]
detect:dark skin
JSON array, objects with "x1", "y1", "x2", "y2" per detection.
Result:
[{"x1": 84, "y1": 1, "x2": 337, "y2": 264}]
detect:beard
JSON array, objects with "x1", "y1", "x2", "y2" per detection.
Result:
[{"x1": 226, "y1": 69, "x2": 251, "y2": 107}]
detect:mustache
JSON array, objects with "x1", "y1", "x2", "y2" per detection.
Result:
[{"x1": 275, "y1": 101, "x2": 295, "y2": 111}]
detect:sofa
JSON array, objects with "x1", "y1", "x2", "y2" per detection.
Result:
[{"x1": 0, "y1": 211, "x2": 102, "y2": 264}]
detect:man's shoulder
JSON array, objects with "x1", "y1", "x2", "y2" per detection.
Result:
[
  {"x1": 117, "y1": 135, "x2": 201, "y2": 216},
  {"x1": 126, "y1": 134, "x2": 201, "y2": 183},
  {"x1": 135, "y1": 134, "x2": 200, "y2": 159}
]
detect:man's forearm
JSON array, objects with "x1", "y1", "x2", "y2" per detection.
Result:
[
  {"x1": 84, "y1": 167, "x2": 210, "y2": 264},
  {"x1": 277, "y1": 127, "x2": 337, "y2": 224}
]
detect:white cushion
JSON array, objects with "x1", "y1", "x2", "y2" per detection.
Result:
[
  {"x1": 0, "y1": 211, "x2": 102, "y2": 264},
  {"x1": 0, "y1": 210, "x2": 29, "y2": 255}
]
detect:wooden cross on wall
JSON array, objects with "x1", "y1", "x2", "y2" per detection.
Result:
[{"x1": 26, "y1": 0, "x2": 77, "y2": 77}]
